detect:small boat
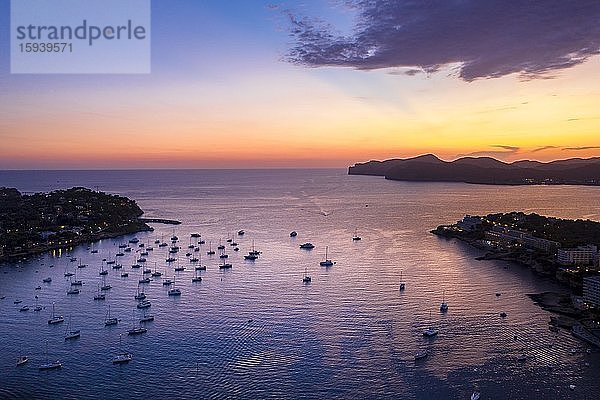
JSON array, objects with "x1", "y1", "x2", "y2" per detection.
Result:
[
  {"x1": 500, "y1": 312, "x2": 507, "y2": 318},
  {"x1": 244, "y1": 254, "x2": 258, "y2": 260},
  {"x1": 91, "y1": 249, "x2": 99, "y2": 254},
  {"x1": 162, "y1": 276, "x2": 173, "y2": 286},
  {"x1": 14, "y1": 300, "x2": 22, "y2": 304},
  {"x1": 517, "y1": 354, "x2": 527, "y2": 362},
  {"x1": 35, "y1": 286, "x2": 41, "y2": 290},
  {"x1": 39, "y1": 342, "x2": 62, "y2": 371},
  {"x1": 100, "y1": 276, "x2": 112, "y2": 291},
  {"x1": 299, "y1": 242, "x2": 314, "y2": 249},
  {"x1": 319, "y1": 246, "x2": 334, "y2": 267},
  {"x1": 105, "y1": 305, "x2": 119, "y2": 326},
  {"x1": 151, "y1": 263, "x2": 162, "y2": 277},
  {"x1": 137, "y1": 300, "x2": 151, "y2": 309},
  {"x1": 352, "y1": 228, "x2": 361, "y2": 241},
  {"x1": 159, "y1": 242, "x2": 168, "y2": 247},
  {"x1": 414, "y1": 349, "x2": 428, "y2": 360},
  {"x1": 290, "y1": 231, "x2": 297, "y2": 237},
  {"x1": 219, "y1": 253, "x2": 229, "y2": 259},
  {"x1": 171, "y1": 235, "x2": 178, "y2": 242},
  {"x1": 67, "y1": 287, "x2": 80, "y2": 295},
  {"x1": 64, "y1": 316, "x2": 81, "y2": 340},
  {"x1": 174, "y1": 264, "x2": 186, "y2": 272},
  {"x1": 99, "y1": 263, "x2": 108, "y2": 276},
  {"x1": 33, "y1": 296, "x2": 42, "y2": 311},
  {"x1": 191, "y1": 233, "x2": 201, "y2": 238},
  {"x1": 143, "y1": 268, "x2": 152, "y2": 274},
  {"x1": 112, "y1": 334, "x2": 132, "y2": 364},
  {"x1": 238, "y1": 230, "x2": 245, "y2": 236},
  {"x1": 112, "y1": 264, "x2": 123, "y2": 270},
  {"x1": 116, "y1": 252, "x2": 125, "y2": 257},
  {"x1": 43, "y1": 277, "x2": 52, "y2": 283},
  {"x1": 70, "y1": 271, "x2": 82, "y2": 286},
  {"x1": 138, "y1": 277, "x2": 150, "y2": 284},
  {"x1": 16, "y1": 355, "x2": 28, "y2": 366},
  {"x1": 48, "y1": 303, "x2": 64, "y2": 324},
  {"x1": 129, "y1": 238, "x2": 140, "y2": 244},
  {"x1": 495, "y1": 292, "x2": 501, "y2": 297},
  {"x1": 69, "y1": 257, "x2": 77, "y2": 262},
  {"x1": 440, "y1": 291, "x2": 448, "y2": 312},
  {"x1": 166, "y1": 257, "x2": 176, "y2": 263},
  {"x1": 155, "y1": 239, "x2": 161, "y2": 244},
  {"x1": 121, "y1": 272, "x2": 129, "y2": 278},
  {"x1": 219, "y1": 260, "x2": 233, "y2": 269},
  {"x1": 470, "y1": 388, "x2": 481, "y2": 400},
  {"x1": 19, "y1": 305, "x2": 30, "y2": 312},
  {"x1": 303, "y1": 267, "x2": 311, "y2": 283},
  {"x1": 399, "y1": 270, "x2": 406, "y2": 291}
]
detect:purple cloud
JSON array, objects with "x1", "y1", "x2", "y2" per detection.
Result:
[{"x1": 285, "y1": 1, "x2": 600, "y2": 81}]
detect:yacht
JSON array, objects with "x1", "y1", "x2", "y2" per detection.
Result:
[
  {"x1": 104, "y1": 305, "x2": 118, "y2": 326},
  {"x1": 112, "y1": 335, "x2": 132, "y2": 364},
  {"x1": 168, "y1": 277, "x2": 181, "y2": 296},
  {"x1": 64, "y1": 316, "x2": 81, "y2": 340},
  {"x1": 319, "y1": 246, "x2": 334, "y2": 267},
  {"x1": 128, "y1": 326, "x2": 147, "y2": 335},
  {"x1": 302, "y1": 267, "x2": 312, "y2": 283},
  {"x1": 39, "y1": 341, "x2": 62, "y2": 370},
  {"x1": 48, "y1": 303, "x2": 64, "y2": 324}
]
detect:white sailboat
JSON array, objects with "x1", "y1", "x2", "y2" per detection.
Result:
[
  {"x1": 422, "y1": 311, "x2": 438, "y2": 337},
  {"x1": 105, "y1": 304, "x2": 118, "y2": 326},
  {"x1": 39, "y1": 341, "x2": 62, "y2": 370},
  {"x1": 48, "y1": 302, "x2": 64, "y2": 324},
  {"x1": 112, "y1": 334, "x2": 132, "y2": 364},
  {"x1": 64, "y1": 315, "x2": 81, "y2": 340}
]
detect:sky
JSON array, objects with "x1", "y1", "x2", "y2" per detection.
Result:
[{"x1": 0, "y1": 0, "x2": 599, "y2": 169}]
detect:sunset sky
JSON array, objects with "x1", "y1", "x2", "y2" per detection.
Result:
[{"x1": 1, "y1": 0, "x2": 599, "y2": 169}]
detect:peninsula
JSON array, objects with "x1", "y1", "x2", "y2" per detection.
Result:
[
  {"x1": 348, "y1": 154, "x2": 600, "y2": 185},
  {"x1": 0, "y1": 187, "x2": 153, "y2": 260},
  {"x1": 432, "y1": 212, "x2": 600, "y2": 341}
]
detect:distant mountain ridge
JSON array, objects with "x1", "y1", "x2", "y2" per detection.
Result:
[{"x1": 348, "y1": 154, "x2": 600, "y2": 185}]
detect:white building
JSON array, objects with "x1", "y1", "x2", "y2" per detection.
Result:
[
  {"x1": 557, "y1": 245, "x2": 598, "y2": 266},
  {"x1": 583, "y1": 275, "x2": 600, "y2": 308},
  {"x1": 457, "y1": 215, "x2": 482, "y2": 231}
]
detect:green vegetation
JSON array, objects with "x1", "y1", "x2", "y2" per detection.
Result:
[{"x1": 0, "y1": 187, "x2": 152, "y2": 258}]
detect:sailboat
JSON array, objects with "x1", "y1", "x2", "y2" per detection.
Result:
[
  {"x1": 105, "y1": 305, "x2": 118, "y2": 326},
  {"x1": 302, "y1": 267, "x2": 312, "y2": 283},
  {"x1": 195, "y1": 252, "x2": 206, "y2": 270},
  {"x1": 99, "y1": 261, "x2": 108, "y2": 276},
  {"x1": 168, "y1": 276, "x2": 181, "y2": 296},
  {"x1": 207, "y1": 241, "x2": 215, "y2": 255},
  {"x1": 151, "y1": 262, "x2": 162, "y2": 277},
  {"x1": 39, "y1": 341, "x2": 62, "y2": 370},
  {"x1": 127, "y1": 310, "x2": 148, "y2": 335},
  {"x1": 70, "y1": 269, "x2": 82, "y2": 286},
  {"x1": 33, "y1": 295, "x2": 42, "y2": 311},
  {"x1": 134, "y1": 284, "x2": 146, "y2": 300},
  {"x1": 94, "y1": 285, "x2": 106, "y2": 300},
  {"x1": 244, "y1": 240, "x2": 259, "y2": 260},
  {"x1": 422, "y1": 311, "x2": 438, "y2": 337},
  {"x1": 192, "y1": 268, "x2": 202, "y2": 283},
  {"x1": 352, "y1": 228, "x2": 362, "y2": 241},
  {"x1": 399, "y1": 270, "x2": 406, "y2": 291},
  {"x1": 48, "y1": 303, "x2": 64, "y2": 324},
  {"x1": 139, "y1": 308, "x2": 154, "y2": 323},
  {"x1": 440, "y1": 291, "x2": 448, "y2": 312},
  {"x1": 319, "y1": 246, "x2": 334, "y2": 267},
  {"x1": 100, "y1": 275, "x2": 112, "y2": 291},
  {"x1": 219, "y1": 258, "x2": 232, "y2": 269},
  {"x1": 112, "y1": 334, "x2": 132, "y2": 364},
  {"x1": 64, "y1": 315, "x2": 81, "y2": 340}
]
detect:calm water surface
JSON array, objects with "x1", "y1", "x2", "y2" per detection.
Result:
[{"x1": 0, "y1": 169, "x2": 599, "y2": 399}]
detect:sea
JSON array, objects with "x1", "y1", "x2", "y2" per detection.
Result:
[{"x1": 0, "y1": 169, "x2": 599, "y2": 399}]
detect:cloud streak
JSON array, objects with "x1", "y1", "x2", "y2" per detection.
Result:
[
  {"x1": 285, "y1": 1, "x2": 600, "y2": 81},
  {"x1": 563, "y1": 146, "x2": 600, "y2": 151}
]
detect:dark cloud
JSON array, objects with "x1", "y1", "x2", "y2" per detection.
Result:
[
  {"x1": 285, "y1": 1, "x2": 600, "y2": 81},
  {"x1": 457, "y1": 145, "x2": 520, "y2": 159},
  {"x1": 531, "y1": 145, "x2": 558, "y2": 153},
  {"x1": 491, "y1": 145, "x2": 520, "y2": 152},
  {"x1": 563, "y1": 146, "x2": 600, "y2": 151}
]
